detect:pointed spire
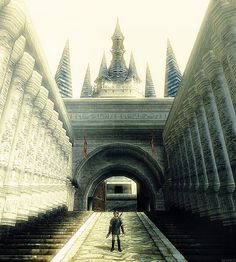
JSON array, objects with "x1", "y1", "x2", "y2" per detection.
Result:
[
  {"x1": 108, "y1": 19, "x2": 128, "y2": 82},
  {"x1": 112, "y1": 18, "x2": 124, "y2": 39},
  {"x1": 55, "y1": 39, "x2": 73, "y2": 98},
  {"x1": 164, "y1": 38, "x2": 182, "y2": 97},
  {"x1": 127, "y1": 52, "x2": 141, "y2": 82},
  {"x1": 95, "y1": 52, "x2": 108, "y2": 83},
  {"x1": 80, "y1": 64, "x2": 93, "y2": 98},
  {"x1": 145, "y1": 64, "x2": 156, "y2": 98}
]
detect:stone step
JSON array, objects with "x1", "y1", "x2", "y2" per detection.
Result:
[
  {"x1": 0, "y1": 243, "x2": 64, "y2": 249},
  {"x1": 1, "y1": 239, "x2": 64, "y2": 244},
  {"x1": 0, "y1": 249, "x2": 59, "y2": 255},
  {"x1": 0, "y1": 255, "x2": 51, "y2": 262}
]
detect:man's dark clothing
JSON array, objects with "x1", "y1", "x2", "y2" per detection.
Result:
[{"x1": 110, "y1": 217, "x2": 123, "y2": 235}]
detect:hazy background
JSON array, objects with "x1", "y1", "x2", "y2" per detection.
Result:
[{"x1": 22, "y1": 0, "x2": 209, "y2": 98}]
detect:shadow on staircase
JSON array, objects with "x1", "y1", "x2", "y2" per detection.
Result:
[
  {"x1": 146, "y1": 208, "x2": 236, "y2": 262},
  {"x1": 0, "y1": 207, "x2": 93, "y2": 261}
]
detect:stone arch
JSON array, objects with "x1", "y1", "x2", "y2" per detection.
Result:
[{"x1": 74, "y1": 142, "x2": 164, "y2": 211}]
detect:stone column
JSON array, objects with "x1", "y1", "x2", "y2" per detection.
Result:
[
  {"x1": 0, "y1": 52, "x2": 35, "y2": 226},
  {"x1": 15, "y1": 71, "x2": 42, "y2": 222},
  {"x1": 171, "y1": 133, "x2": 183, "y2": 208},
  {"x1": 46, "y1": 111, "x2": 59, "y2": 209},
  {"x1": 37, "y1": 100, "x2": 54, "y2": 213},
  {"x1": 195, "y1": 71, "x2": 221, "y2": 220},
  {"x1": 0, "y1": 36, "x2": 25, "y2": 119},
  {"x1": 175, "y1": 117, "x2": 191, "y2": 210},
  {"x1": 0, "y1": 3, "x2": 25, "y2": 94},
  {"x1": 179, "y1": 116, "x2": 192, "y2": 211},
  {"x1": 168, "y1": 136, "x2": 179, "y2": 207},
  {"x1": 182, "y1": 103, "x2": 199, "y2": 212},
  {"x1": 186, "y1": 97, "x2": 208, "y2": 214},
  {"x1": 195, "y1": 68, "x2": 235, "y2": 224},
  {"x1": 26, "y1": 87, "x2": 48, "y2": 217},
  {"x1": 211, "y1": 1, "x2": 236, "y2": 106}
]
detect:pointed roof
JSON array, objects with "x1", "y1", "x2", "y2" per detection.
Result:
[
  {"x1": 127, "y1": 52, "x2": 141, "y2": 82},
  {"x1": 108, "y1": 19, "x2": 128, "y2": 82},
  {"x1": 164, "y1": 38, "x2": 182, "y2": 97},
  {"x1": 112, "y1": 18, "x2": 124, "y2": 39},
  {"x1": 95, "y1": 52, "x2": 108, "y2": 83},
  {"x1": 145, "y1": 64, "x2": 156, "y2": 98},
  {"x1": 80, "y1": 64, "x2": 93, "y2": 98},
  {"x1": 55, "y1": 39, "x2": 73, "y2": 98}
]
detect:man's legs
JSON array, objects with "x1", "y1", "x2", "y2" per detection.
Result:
[
  {"x1": 117, "y1": 235, "x2": 122, "y2": 252},
  {"x1": 111, "y1": 235, "x2": 115, "y2": 251}
]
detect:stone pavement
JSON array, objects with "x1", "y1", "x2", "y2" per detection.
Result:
[{"x1": 68, "y1": 212, "x2": 183, "y2": 262}]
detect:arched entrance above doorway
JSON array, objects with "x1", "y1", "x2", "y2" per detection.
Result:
[{"x1": 73, "y1": 143, "x2": 164, "y2": 211}]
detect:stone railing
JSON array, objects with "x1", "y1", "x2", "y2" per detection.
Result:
[
  {"x1": 163, "y1": 0, "x2": 236, "y2": 226},
  {"x1": 0, "y1": 1, "x2": 75, "y2": 227}
]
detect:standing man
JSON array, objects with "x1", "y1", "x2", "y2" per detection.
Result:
[{"x1": 106, "y1": 211, "x2": 125, "y2": 252}]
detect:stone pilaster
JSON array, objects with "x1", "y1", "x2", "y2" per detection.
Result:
[
  {"x1": 0, "y1": 52, "x2": 35, "y2": 226},
  {"x1": 196, "y1": 67, "x2": 235, "y2": 224},
  {"x1": 179, "y1": 116, "x2": 192, "y2": 210},
  {"x1": 0, "y1": 35, "x2": 25, "y2": 119},
  {"x1": 0, "y1": 3, "x2": 25, "y2": 95}
]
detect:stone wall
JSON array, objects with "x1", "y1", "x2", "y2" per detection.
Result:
[
  {"x1": 0, "y1": 1, "x2": 74, "y2": 227},
  {"x1": 163, "y1": 0, "x2": 236, "y2": 226}
]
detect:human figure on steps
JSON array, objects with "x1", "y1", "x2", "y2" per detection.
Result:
[{"x1": 106, "y1": 211, "x2": 125, "y2": 252}]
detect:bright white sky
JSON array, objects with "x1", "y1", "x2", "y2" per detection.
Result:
[{"x1": 22, "y1": 0, "x2": 209, "y2": 98}]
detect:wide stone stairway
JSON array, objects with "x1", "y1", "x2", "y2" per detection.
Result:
[
  {"x1": 0, "y1": 211, "x2": 185, "y2": 262},
  {"x1": 0, "y1": 211, "x2": 93, "y2": 261}
]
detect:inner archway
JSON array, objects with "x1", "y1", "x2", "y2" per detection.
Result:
[
  {"x1": 90, "y1": 172, "x2": 152, "y2": 212},
  {"x1": 73, "y1": 143, "x2": 164, "y2": 211}
]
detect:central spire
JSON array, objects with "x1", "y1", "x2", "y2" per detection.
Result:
[{"x1": 108, "y1": 19, "x2": 128, "y2": 82}]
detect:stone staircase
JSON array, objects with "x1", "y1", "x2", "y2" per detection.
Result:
[
  {"x1": 0, "y1": 210, "x2": 92, "y2": 261},
  {"x1": 146, "y1": 209, "x2": 236, "y2": 262}
]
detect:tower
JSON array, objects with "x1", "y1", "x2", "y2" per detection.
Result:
[
  {"x1": 55, "y1": 40, "x2": 73, "y2": 98},
  {"x1": 108, "y1": 19, "x2": 128, "y2": 82},
  {"x1": 164, "y1": 39, "x2": 182, "y2": 97},
  {"x1": 94, "y1": 19, "x2": 142, "y2": 98}
]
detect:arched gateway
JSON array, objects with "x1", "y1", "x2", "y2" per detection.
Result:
[{"x1": 73, "y1": 143, "x2": 164, "y2": 211}]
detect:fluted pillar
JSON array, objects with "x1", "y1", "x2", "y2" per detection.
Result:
[
  {"x1": 179, "y1": 117, "x2": 192, "y2": 210},
  {"x1": 197, "y1": 65, "x2": 235, "y2": 224},
  {"x1": 0, "y1": 3, "x2": 25, "y2": 95},
  {"x1": 15, "y1": 71, "x2": 42, "y2": 222},
  {"x1": 0, "y1": 52, "x2": 34, "y2": 226}
]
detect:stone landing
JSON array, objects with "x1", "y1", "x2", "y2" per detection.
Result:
[{"x1": 55, "y1": 212, "x2": 186, "y2": 262}]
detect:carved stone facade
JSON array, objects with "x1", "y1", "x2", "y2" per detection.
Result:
[
  {"x1": 0, "y1": 1, "x2": 74, "y2": 227},
  {"x1": 163, "y1": 0, "x2": 236, "y2": 226},
  {"x1": 64, "y1": 98, "x2": 172, "y2": 211}
]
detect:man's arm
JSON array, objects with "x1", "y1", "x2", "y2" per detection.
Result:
[
  {"x1": 121, "y1": 224, "x2": 125, "y2": 234},
  {"x1": 106, "y1": 219, "x2": 112, "y2": 238}
]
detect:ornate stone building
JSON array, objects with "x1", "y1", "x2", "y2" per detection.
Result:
[{"x1": 1, "y1": 0, "x2": 236, "y2": 231}]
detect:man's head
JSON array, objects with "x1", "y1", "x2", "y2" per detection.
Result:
[{"x1": 113, "y1": 211, "x2": 119, "y2": 217}]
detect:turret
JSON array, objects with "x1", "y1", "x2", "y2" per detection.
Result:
[
  {"x1": 164, "y1": 39, "x2": 182, "y2": 97},
  {"x1": 55, "y1": 39, "x2": 73, "y2": 98},
  {"x1": 80, "y1": 64, "x2": 93, "y2": 98},
  {"x1": 95, "y1": 52, "x2": 108, "y2": 83},
  {"x1": 108, "y1": 19, "x2": 128, "y2": 82},
  {"x1": 127, "y1": 52, "x2": 141, "y2": 82},
  {"x1": 145, "y1": 64, "x2": 156, "y2": 98}
]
